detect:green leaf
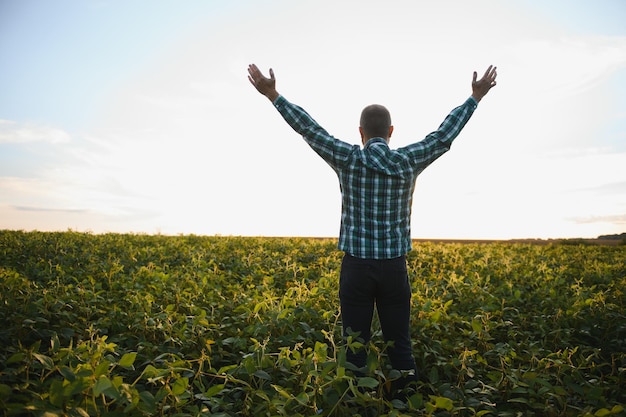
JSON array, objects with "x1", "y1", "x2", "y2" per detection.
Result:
[
  {"x1": 32, "y1": 353, "x2": 54, "y2": 370},
  {"x1": 119, "y1": 352, "x2": 137, "y2": 368},
  {"x1": 508, "y1": 397, "x2": 529, "y2": 404},
  {"x1": 6, "y1": 352, "x2": 24, "y2": 364},
  {"x1": 170, "y1": 377, "x2": 188, "y2": 396},
  {"x1": 94, "y1": 360, "x2": 110, "y2": 377},
  {"x1": 64, "y1": 377, "x2": 91, "y2": 397},
  {"x1": 295, "y1": 392, "x2": 309, "y2": 405},
  {"x1": 141, "y1": 364, "x2": 159, "y2": 378},
  {"x1": 74, "y1": 407, "x2": 89, "y2": 417},
  {"x1": 93, "y1": 376, "x2": 113, "y2": 397},
  {"x1": 357, "y1": 377, "x2": 379, "y2": 389},
  {"x1": 59, "y1": 366, "x2": 75, "y2": 381},
  {"x1": 138, "y1": 390, "x2": 156, "y2": 413},
  {"x1": 314, "y1": 341, "x2": 328, "y2": 362},
  {"x1": 272, "y1": 384, "x2": 292, "y2": 399},
  {"x1": 429, "y1": 367, "x2": 439, "y2": 384},
  {"x1": 408, "y1": 392, "x2": 424, "y2": 409},
  {"x1": 611, "y1": 406, "x2": 625, "y2": 414},
  {"x1": 255, "y1": 390, "x2": 271, "y2": 402},
  {"x1": 49, "y1": 379, "x2": 65, "y2": 407},
  {"x1": 430, "y1": 396, "x2": 454, "y2": 411},
  {"x1": 217, "y1": 364, "x2": 238, "y2": 374},
  {"x1": 253, "y1": 370, "x2": 272, "y2": 381},
  {"x1": 471, "y1": 319, "x2": 482, "y2": 333},
  {"x1": 205, "y1": 384, "x2": 225, "y2": 398},
  {"x1": 50, "y1": 333, "x2": 60, "y2": 353}
]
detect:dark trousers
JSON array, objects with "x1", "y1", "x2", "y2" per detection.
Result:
[{"x1": 339, "y1": 253, "x2": 418, "y2": 379}]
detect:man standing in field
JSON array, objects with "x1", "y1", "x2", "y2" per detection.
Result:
[{"x1": 248, "y1": 63, "x2": 497, "y2": 398}]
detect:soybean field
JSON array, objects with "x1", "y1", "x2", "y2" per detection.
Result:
[{"x1": 0, "y1": 231, "x2": 624, "y2": 416}]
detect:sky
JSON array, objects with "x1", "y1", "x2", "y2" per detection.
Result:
[{"x1": 1, "y1": 0, "x2": 625, "y2": 240}]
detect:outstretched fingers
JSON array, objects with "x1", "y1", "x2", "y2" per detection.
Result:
[
  {"x1": 483, "y1": 65, "x2": 497, "y2": 86},
  {"x1": 248, "y1": 64, "x2": 261, "y2": 84},
  {"x1": 248, "y1": 64, "x2": 274, "y2": 85}
]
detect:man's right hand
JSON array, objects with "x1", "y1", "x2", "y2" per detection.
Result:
[{"x1": 248, "y1": 64, "x2": 279, "y2": 102}]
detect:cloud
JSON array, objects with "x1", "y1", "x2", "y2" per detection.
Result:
[
  {"x1": 572, "y1": 181, "x2": 626, "y2": 196},
  {"x1": 570, "y1": 214, "x2": 626, "y2": 225},
  {"x1": 0, "y1": 120, "x2": 71, "y2": 144},
  {"x1": 0, "y1": 176, "x2": 80, "y2": 210},
  {"x1": 13, "y1": 205, "x2": 88, "y2": 214},
  {"x1": 0, "y1": 173, "x2": 163, "y2": 233},
  {"x1": 498, "y1": 35, "x2": 626, "y2": 111}
]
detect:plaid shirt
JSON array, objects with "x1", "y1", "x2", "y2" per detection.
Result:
[{"x1": 273, "y1": 95, "x2": 478, "y2": 259}]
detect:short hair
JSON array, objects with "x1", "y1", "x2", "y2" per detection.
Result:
[{"x1": 360, "y1": 104, "x2": 391, "y2": 139}]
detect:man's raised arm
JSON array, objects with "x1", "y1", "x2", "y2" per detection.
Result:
[{"x1": 248, "y1": 64, "x2": 279, "y2": 102}]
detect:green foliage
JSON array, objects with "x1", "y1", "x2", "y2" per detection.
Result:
[{"x1": 0, "y1": 230, "x2": 624, "y2": 416}]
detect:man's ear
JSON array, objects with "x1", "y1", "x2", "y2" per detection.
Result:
[
  {"x1": 388, "y1": 125, "x2": 394, "y2": 141},
  {"x1": 359, "y1": 127, "x2": 365, "y2": 144}
]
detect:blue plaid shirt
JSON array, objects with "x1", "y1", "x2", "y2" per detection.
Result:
[{"x1": 273, "y1": 95, "x2": 478, "y2": 259}]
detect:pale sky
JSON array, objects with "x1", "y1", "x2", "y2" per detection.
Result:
[{"x1": 1, "y1": 0, "x2": 625, "y2": 240}]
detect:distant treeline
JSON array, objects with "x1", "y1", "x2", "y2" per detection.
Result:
[{"x1": 598, "y1": 232, "x2": 626, "y2": 240}]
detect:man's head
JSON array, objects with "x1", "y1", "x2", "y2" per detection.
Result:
[{"x1": 359, "y1": 104, "x2": 393, "y2": 145}]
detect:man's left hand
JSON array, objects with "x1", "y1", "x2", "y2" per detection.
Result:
[{"x1": 248, "y1": 64, "x2": 279, "y2": 102}]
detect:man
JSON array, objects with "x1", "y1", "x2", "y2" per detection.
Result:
[{"x1": 248, "y1": 63, "x2": 497, "y2": 396}]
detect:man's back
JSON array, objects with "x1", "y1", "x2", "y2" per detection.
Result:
[{"x1": 336, "y1": 137, "x2": 419, "y2": 259}]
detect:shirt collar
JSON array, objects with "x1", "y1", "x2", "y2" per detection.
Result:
[{"x1": 364, "y1": 137, "x2": 388, "y2": 149}]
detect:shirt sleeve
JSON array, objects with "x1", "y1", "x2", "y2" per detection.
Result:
[
  {"x1": 273, "y1": 95, "x2": 355, "y2": 168},
  {"x1": 399, "y1": 96, "x2": 478, "y2": 170}
]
